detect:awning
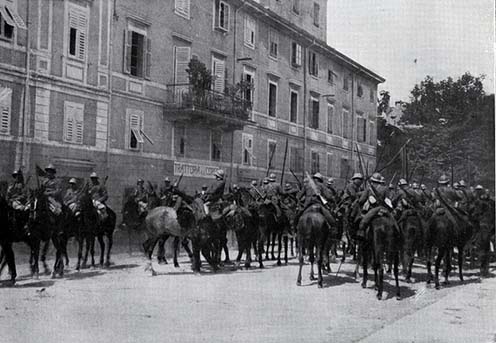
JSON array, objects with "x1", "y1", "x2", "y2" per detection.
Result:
[
  {"x1": 131, "y1": 128, "x2": 144, "y2": 144},
  {"x1": 0, "y1": 5, "x2": 27, "y2": 30}
]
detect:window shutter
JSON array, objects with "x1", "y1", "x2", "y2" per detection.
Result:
[
  {"x1": 0, "y1": 87, "x2": 12, "y2": 135},
  {"x1": 74, "y1": 105, "x2": 84, "y2": 144},
  {"x1": 69, "y1": 6, "x2": 87, "y2": 60},
  {"x1": 123, "y1": 29, "x2": 131, "y2": 74},
  {"x1": 145, "y1": 38, "x2": 152, "y2": 79},
  {"x1": 213, "y1": 58, "x2": 225, "y2": 93},
  {"x1": 244, "y1": 17, "x2": 250, "y2": 44},
  {"x1": 65, "y1": 115, "x2": 74, "y2": 142},
  {"x1": 174, "y1": 46, "x2": 191, "y2": 84}
]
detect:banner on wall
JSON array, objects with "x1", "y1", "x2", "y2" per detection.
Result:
[{"x1": 173, "y1": 162, "x2": 219, "y2": 179}]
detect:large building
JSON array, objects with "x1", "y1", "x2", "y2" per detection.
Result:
[{"x1": 0, "y1": 0, "x2": 384, "y2": 210}]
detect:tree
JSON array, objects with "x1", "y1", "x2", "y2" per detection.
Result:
[
  {"x1": 400, "y1": 73, "x2": 494, "y2": 187},
  {"x1": 186, "y1": 58, "x2": 212, "y2": 95}
]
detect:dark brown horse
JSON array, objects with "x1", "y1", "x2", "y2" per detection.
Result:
[
  {"x1": 224, "y1": 203, "x2": 258, "y2": 269},
  {"x1": 296, "y1": 205, "x2": 329, "y2": 288},
  {"x1": 257, "y1": 201, "x2": 290, "y2": 268},
  {"x1": 399, "y1": 209, "x2": 423, "y2": 283},
  {"x1": 362, "y1": 210, "x2": 401, "y2": 300}
]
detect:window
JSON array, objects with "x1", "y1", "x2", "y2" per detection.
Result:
[
  {"x1": 0, "y1": 87, "x2": 12, "y2": 135},
  {"x1": 212, "y1": 56, "x2": 225, "y2": 93},
  {"x1": 290, "y1": 147, "x2": 303, "y2": 173},
  {"x1": 327, "y1": 153, "x2": 333, "y2": 177},
  {"x1": 175, "y1": 124, "x2": 186, "y2": 157},
  {"x1": 290, "y1": 90, "x2": 298, "y2": 123},
  {"x1": 214, "y1": 0, "x2": 230, "y2": 31},
  {"x1": 67, "y1": 4, "x2": 88, "y2": 60},
  {"x1": 267, "y1": 140, "x2": 277, "y2": 169},
  {"x1": 174, "y1": 46, "x2": 191, "y2": 84},
  {"x1": 309, "y1": 51, "x2": 318, "y2": 76},
  {"x1": 124, "y1": 23, "x2": 151, "y2": 79},
  {"x1": 244, "y1": 15, "x2": 256, "y2": 48},
  {"x1": 369, "y1": 121, "x2": 376, "y2": 146},
  {"x1": 370, "y1": 88, "x2": 375, "y2": 103},
  {"x1": 127, "y1": 110, "x2": 144, "y2": 150},
  {"x1": 310, "y1": 97, "x2": 319, "y2": 129},
  {"x1": 311, "y1": 151, "x2": 320, "y2": 174},
  {"x1": 340, "y1": 158, "x2": 350, "y2": 178},
  {"x1": 313, "y1": 3, "x2": 320, "y2": 27},
  {"x1": 269, "y1": 29, "x2": 278, "y2": 58},
  {"x1": 211, "y1": 130, "x2": 222, "y2": 161},
  {"x1": 242, "y1": 133, "x2": 253, "y2": 166},
  {"x1": 268, "y1": 81, "x2": 277, "y2": 117},
  {"x1": 242, "y1": 69, "x2": 254, "y2": 104},
  {"x1": 0, "y1": 7, "x2": 14, "y2": 40},
  {"x1": 327, "y1": 104, "x2": 334, "y2": 134},
  {"x1": 292, "y1": 0, "x2": 300, "y2": 14},
  {"x1": 328, "y1": 70, "x2": 335, "y2": 85},
  {"x1": 357, "y1": 83, "x2": 363, "y2": 97},
  {"x1": 175, "y1": 0, "x2": 190, "y2": 19},
  {"x1": 63, "y1": 101, "x2": 84, "y2": 144},
  {"x1": 343, "y1": 76, "x2": 349, "y2": 91},
  {"x1": 342, "y1": 109, "x2": 350, "y2": 139},
  {"x1": 357, "y1": 114, "x2": 367, "y2": 142},
  {"x1": 291, "y1": 42, "x2": 302, "y2": 67}
]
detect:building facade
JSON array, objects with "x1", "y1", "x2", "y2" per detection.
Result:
[{"x1": 0, "y1": 0, "x2": 384, "y2": 210}]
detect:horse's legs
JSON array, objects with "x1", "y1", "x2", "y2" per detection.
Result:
[
  {"x1": 0, "y1": 249, "x2": 6, "y2": 276},
  {"x1": 82, "y1": 236, "x2": 91, "y2": 268},
  {"x1": 173, "y1": 236, "x2": 183, "y2": 268},
  {"x1": 457, "y1": 245, "x2": 464, "y2": 282},
  {"x1": 276, "y1": 232, "x2": 282, "y2": 266},
  {"x1": 426, "y1": 247, "x2": 433, "y2": 284},
  {"x1": 245, "y1": 239, "x2": 252, "y2": 269},
  {"x1": 143, "y1": 237, "x2": 159, "y2": 276},
  {"x1": 89, "y1": 235, "x2": 96, "y2": 267},
  {"x1": 222, "y1": 232, "x2": 230, "y2": 263},
  {"x1": 434, "y1": 248, "x2": 444, "y2": 289},
  {"x1": 271, "y1": 232, "x2": 277, "y2": 261},
  {"x1": 341, "y1": 241, "x2": 346, "y2": 263},
  {"x1": 258, "y1": 231, "x2": 266, "y2": 268},
  {"x1": 2, "y1": 243, "x2": 17, "y2": 285},
  {"x1": 235, "y1": 232, "x2": 243, "y2": 263},
  {"x1": 157, "y1": 237, "x2": 167, "y2": 264},
  {"x1": 265, "y1": 232, "x2": 271, "y2": 260},
  {"x1": 191, "y1": 242, "x2": 201, "y2": 273},
  {"x1": 181, "y1": 238, "x2": 193, "y2": 259},
  {"x1": 105, "y1": 232, "x2": 113, "y2": 267},
  {"x1": 361, "y1": 244, "x2": 368, "y2": 288},
  {"x1": 97, "y1": 235, "x2": 105, "y2": 266},
  {"x1": 394, "y1": 252, "x2": 401, "y2": 300},
  {"x1": 41, "y1": 240, "x2": 51, "y2": 275},
  {"x1": 76, "y1": 235, "x2": 83, "y2": 271},
  {"x1": 296, "y1": 242, "x2": 303, "y2": 286},
  {"x1": 444, "y1": 248, "x2": 452, "y2": 285},
  {"x1": 309, "y1": 246, "x2": 316, "y2": 281},
  {"x1": 283, "y1": 234, "x2": 289, "y2": 265},
  {"x1": 317, "y1": 246, "x2": 323, "y2": 288},
  {"x1": 377, "y1": 261, "x2": 384, "y2": 300}
]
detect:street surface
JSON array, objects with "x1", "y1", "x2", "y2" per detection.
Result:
[{"x1": 1, "y1": 239, "x2": 495, "y2": 343}]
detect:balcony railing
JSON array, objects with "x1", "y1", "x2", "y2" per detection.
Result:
[{"x1": 165, "y1": 84, "x2": 252, "y2": 122}]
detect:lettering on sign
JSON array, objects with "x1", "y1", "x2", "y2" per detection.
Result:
[{"x1": 174, "y1": 162, "x2": 218, "y2": 179}]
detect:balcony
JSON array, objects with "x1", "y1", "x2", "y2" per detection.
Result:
[{"x1": 165, "y1": 84, "x2": 252, "y2": 130}]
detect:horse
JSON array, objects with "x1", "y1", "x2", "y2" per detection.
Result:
[
  {"x1": 472, "y1": 199, "x2": 495, "y2": 277},
  {"x1": 257, "y1": 201, "x2": 289, "y2": 268},
  {"x1": 296, "y1": 205, "x2": 329, "y2": 288},
  {"x1": 362, "y1": 209, "x2": 401, "y2": 300},
  {"x1": 399, "y1": 209, "x2": 423, "y2": 283}
]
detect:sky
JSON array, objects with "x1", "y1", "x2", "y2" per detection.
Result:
[{"x1": 326, "y1": 0, "x2": 494, "y2": 102}]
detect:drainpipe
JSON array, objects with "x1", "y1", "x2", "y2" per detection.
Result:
[
  {"x1": 229, "y1": 2, "x2": 248, "y2": 187},
  {"x1": 18, "y1": 0, "x2": 31, "y2": 171},
  {"x1": 303, "y1": 39, "x2": 316, "y2": 178}
]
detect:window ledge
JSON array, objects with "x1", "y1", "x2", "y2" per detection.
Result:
[
  {"x1": 174, "y1": 10, "x2": 190, "y2": 20},
  {"x1": 244, "y1": 42, "x2": 255, "y2": 50}
]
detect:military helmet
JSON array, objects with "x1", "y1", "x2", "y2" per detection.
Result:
[
  {"x1": 232, "y1": 184, "x2": 239, "y2": 190},
  {"x1": 90, "y1": 172, "x2": 98, "y2": 178},
  {"x1": 388, "y1": 183, "x2": 395, "y2": 189},
  {"x1": 164, "y1": 177, "x2": 170, "y2": 183},
  {"x1": 475, "y1": 185, "x2": 484, "y2": 190},
  {"x1": 327, "y1": 177, "x2": 335, "y2": 185},
  {"x1": 370, "y1": 172, "x2": 382, "y2": 183},
  {"x1": 421, "y1": 184, "x2": 427, "y2": 190},
  {"x1": 312, "y1": 172, "x2": 324, "y2": 182},
  {"x1": 263, "y1": 177, "x2": 269, "y2": 184},
  {"x1": 12, "y1": 170, "x2": 18, "y2": 177},
  {"x1": 412, "y1": 182, "x2": 419, "y2": 189},
  {"x1": 453, "y1": 182, "x2": 460, "y2": 189},
  {"x1": 137, "y1": 178, "x2": 144, "y2": 184},
  {"x1": 380, "y1": 176, "x2": 386, "y2": 184},
  {"x1": 351, "y1": 173, "x2": 363, "y2": 180},
  {"x1": 284, "y1": 183, "x2": 292, "y2": 191},
  {"x1": 458, "y1": 180, "x2": 466, "y2": 188},
  {"x1": 214, "y1": 169, "x2": 225, "y2": 179},
  {"x1": 268, "y1": 173, "x2": 276, "y2": 182},
  {"x1": 69, "y1": 178, "x2": 77, "y2": 184},
  {"x1": 438, "y1": 174, "x2": 449, "y2": 185},
  {"x1": 398, "y1": 178, "x2": 408, "y2": 186},
  {"x1": 251, "y1": 180, "x2": 258, "y2": 187},
  {"x1": 45, "y1": 164, "x2": 56, "y2": 173}
]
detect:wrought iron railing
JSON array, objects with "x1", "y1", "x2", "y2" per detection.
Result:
[{"x1": 165, "y1": 84, "x2": 252, "y2": 121}]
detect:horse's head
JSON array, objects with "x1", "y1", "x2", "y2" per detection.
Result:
[{"x1": 121, "y1": 195, "x2": 140, "y2": 230}]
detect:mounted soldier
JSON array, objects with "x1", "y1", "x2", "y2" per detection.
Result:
[
  {"x1": 42, "y1": 164, "x2": 63, "y2": 216},
  {"x1": 89, "y1": 172, "x2": 108, "y2": 220},
  {"x1": 7, "y1": 169, "x2": 29, "y2": 212},
  {"x1": 133, "y1": 178, "x2": 148, "y2": 216},
  {"x1": 393, "y1": 178, "x2": 422, "y2": 225},
  {"x1": 197, "y1": 184, "x2": 209, "y2": 202},
  {"x1": 248, "y1": 180, "x2": 261, "y2": 202},
  {"x1": 430, "y1": 174, "x2": 462, "y2": 231},
  {"x1": 296, "y1": 172, "x2": 335, "y2": 228},
  {"x1": 63, "y1": 178, "x2": 80, "y2": 216},
  {"x1": 326, "y1": 177, "x2": 338, "y2": 204},
  {"x1": 159, "y1": 177, "x2": 174, "y2": 207},
  {"x1": 357, "y1": 172, "x2": 398, "y2": 238},
  {"x1": 344, "y1": 172, "x2": 364, "y2": 230},
  {"x1": 263, "y1": 173, "x2": 283, "y2": 218}
]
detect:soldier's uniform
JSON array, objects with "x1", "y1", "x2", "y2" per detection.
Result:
[
  {"x1": 263, "y1": 173, "x2": 283, "y2": 217},
  {"x1": 89, "y1": 172, "x2": 108, "y2": 219},
  {"x1": 297, "y1": 173, "x2": 335, "y2": 227},
  {"x1": 431, "y1": 175, "x2": 463, "y2": 232},
  {"x1": 64, "y1": 178, "x2": 80, "y2": 214},
  {"x1": 159, "y1": 177, "x2": 174, "y2": 207},
  {"x1": 248, "y1": 180, "x2": 261, "y2": 202},
  {"x1": 133, "y1": 179, "x2": 148, "y2": 215},
  {"x1": 326, "y1": 178, "x2": 338, "y2": 205},
  {"x1": 7, "y1": 170, "x2": 28, "y2": 211},
  {"x1": 42, "y1": 164, "x2": 63, "y2": 216},
  {"x1": 197, "y1": 185, "x2": 209, "y2": 202},
  {"x1": 393, "y1": 179, "x2": 422, "y2": 227}
]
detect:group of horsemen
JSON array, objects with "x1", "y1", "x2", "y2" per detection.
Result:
[{"x1": 5, "y1": 163, "x2": 494, "y2": 243}]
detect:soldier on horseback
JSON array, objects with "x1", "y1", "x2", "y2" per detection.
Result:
[
  {"x1": 326, "y1": 177, "x2": 338, "y2": 204},
  {"x1": 89, "y1": 172, "x2": 108, "y2": 220},
  {"x1": 262, "y1": 173, "x2": 283, "y2": 218},
  {"x1": 197, "y1": 184, "x2": 209, "y2": 202},
  {"x1": 7, "y1": 169, "x2": 29, "y2": 212},
  {"x1": 42, "y1": 164, "x2": 63, "y2": 216},
  {"x1": 248, "y1": 180, "x2": 261, "y2": 202},
  {"x1": 63, "y1": 178, "x2": 80, "y2": 216},
  {"x1": 296, "y1": 172, "x2": 335, "y2": 228},
  {"x1": 393, "y1": 178, "x2": 422, "y2": 226},
  {"x1": 133, "y1": 179, "x2": 148, "y2": 217},
  {"x1": 159, "y1": 177, "x2": 174, "y2": 207}
]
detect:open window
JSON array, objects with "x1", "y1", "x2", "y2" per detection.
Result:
[{"x1": 124, "y1": 21, "x2": 151, "y2": 79}]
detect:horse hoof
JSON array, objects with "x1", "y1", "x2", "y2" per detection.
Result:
[
  {"x1": 361, "y1": 282, "x2": 367, "y2": 289},
  {"x1": 244, "y1": 264, "x2": 251, "y2": 269},
  {"x1": 396, "y1": 295, "x2": 401, "y2": 301},
  {"x1": 377, "y1": 294, "x2": 382, "y2": 300},
  {"x1": 105, "y1": 261, "x2": 111, "y2": 268},
  {"x1": 44, "y1": 269, "x2": 51, "y2": 276},
  {"x1": 174, "y1": 264, "x2": 180, "y2": 268},
  {"x1": 426, "y1": 280, "x2": 431, "y2": 285},
  {"x1": 158, "y1": 260, "x2": 167, "y2": 265},
  {"x1": 405, "y1": 278, "x2": 412, "y2": 284},
  {"x1": 51, "y1": 273, "x2": 57, "y2": 279},
  {"x1": 277, "y1": 261, "x2": 282, "y2": 266},
  {"x1": 271, "y1": 256, "x2": 276, "y2": 261},
  {"x1": 296, "y1": 280, "x2": 302, "y2": 286},
  {"x1": 259, "y1": 264, "x2": 264, "y2": 269},
  {"x1": 309, "y1": 275, "x2": 316, "y2": 281},
  {"x1": 318, "y1": 283, "x2": 323, "y2": 288},
  {"x1": 151, "y1": 270, "x2": 157, "y2": 276},
  {"x1": 435, "y1": 284, "x2": 441, "y2": 290}
]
